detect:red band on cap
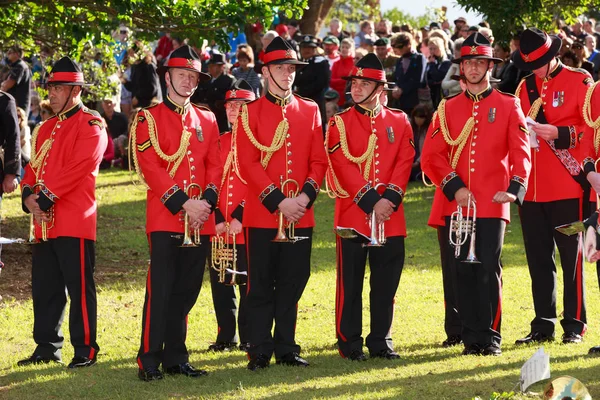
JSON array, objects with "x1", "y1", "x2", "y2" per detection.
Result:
[
  {"x1": 225, "y1": 89, "x2": 255, "y2": 101},
  {"x1": 460, "y1": 45, "x2": 493, "y2": 58},
  {"x1": 520, "y1": 35, "x2": 552, "y2": 63},
  {"x1": 167, "y1": 58, "x2": 202, "y2": 72},
  {"x1": 349, "y1": 67, "x2": 385, "y2": 81},
  {"x1": 48, "y1": 72, "x2": 84, "y2": 83},
  {"x1": 263, "y1": 49, "x2": 297, "y2": 64}
]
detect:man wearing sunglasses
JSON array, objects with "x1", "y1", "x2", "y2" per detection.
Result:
[{"x1": 390, "y1": 32, "x2": 426, "y2": 115}]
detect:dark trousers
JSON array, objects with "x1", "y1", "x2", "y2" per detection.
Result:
[
  {"x1": 244, "y1": 227, "x2": 312, "y2": 359},
  {"x1": 437, "y1": 225, "x2": 461, "y2": 338},
  {"x1": 447, "y1": 217, "x2": 504, "y2": 347},
  {"x1": 137, "y1": 232, "x2": 208, "y2": 369},
  {"x1": 335, "y1": 236, "x2": 405, "y2": 357},
  {"x1": 31, "y1": 237, "x2": 99, "y2": 361},
  {"x1": 209, "y1": 243, "x2": 248, "y2": 344},
  {"x1": 519, "y1": 199, "x2": 586, "y2": 336}
]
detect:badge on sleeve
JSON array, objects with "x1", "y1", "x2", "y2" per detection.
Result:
[
  {"x1": 386, "y1": 127, "x2": 395, "y2": 143},
  {"x1": 488, "y1": 108, "x2": 496, "y2": 123},
  {"x1": 196, "y1": 125, "x2": 204, "y2": 142},
  {"x1": 552, "y1": 91, "x2": 564, "y2": 107}
]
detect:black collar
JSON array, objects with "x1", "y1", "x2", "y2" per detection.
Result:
[
  {"x1": 57, "y1": 102, "x2": 82, "y2": 121},
  {"x1": 464, "y1": 86, "x2": 493, "y2": 102},
  {"x1": 164, "y1": 95, "x2": 190, "y2": 115},
  {"x1": 354, "y1": 103, "x2": 382, "y2": 118},
  {"x1": 546, "y1": 60, "x2": 563, "y2": 80},
  {"x1": 266, "y1": 90, "x2": 293, "y2": 107}
]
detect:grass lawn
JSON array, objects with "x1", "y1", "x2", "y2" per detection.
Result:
[{"x1": 1, "y1": 169, "x2": 599, "y2": 400}]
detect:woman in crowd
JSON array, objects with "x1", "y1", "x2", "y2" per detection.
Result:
[
  {"x1": 231, "y1": 45, "x2": 262, "y2": 96},
  {"x1": 426, "y1": 36, "x2": 451, "y2": 108},
  {"x1": 442, "y1": 38, "x2": 464, "y2": 96},
  {"x1": 330, "y1": 38, "x2": 355, "y2": 107}
]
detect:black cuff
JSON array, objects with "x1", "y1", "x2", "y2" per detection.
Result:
[
  {"x1": 21, "y1": 185, "x2": 33, "y2": 213},
  {"x1": 37, "y1": 191, "x2": 55, "y2": 212},
  {"x1": 203, "y1": 187, "x2": 218, "y2": 210},
  {"x1": 301, "y1": 182, "x2": 318, "y2": 209},
  {"x1": 507, "y1": 181, "x2": 527, "y2": 206},
  {"x1": 584, "y1": 157, "x2": 596, "y2": 174},
  {"x1": 164, "y1": 189, "x2": 189, "y2": 215},
  {"x1": 554, "y1": 126, "x2": 573, "y2": 149},
  {"x1": 584, "y1": 211, "x2": 598, "y2": 230},
  {"x1": 356, "y1": 187, "x2": 381, "y2": 214},
  {"x1": 442, "y1": 175, "x2": 466, "y2": 201},
  {"x1": 263, "y1": 188, "x2": 286, "y2": 214},
  {"x1": 382, "y1": 188, "x2": 403, "y2": 211},
  {"x1": 215, "y1": 208, "x2": 226, "y2": 224},
  {"x1": 231, "y1": 203, "x2": 244, "y2": 222}
]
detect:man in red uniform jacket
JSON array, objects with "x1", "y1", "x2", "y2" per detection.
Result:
[
  {"x1": 18, "y1": 57, "x2": 107, "y2": 368},
  {"x1": 422, "y1": 33, "x2": 531, "y2": 356},
  {"x1": 512, "y1": 28, "x2": 592, "y2": 347},
  {"x1": 236, "y1": 36, "x2": 328, "y2": 370},
  {"x1": 207, "y1": 79, "x2": 255, "y2": 353},
  {"x1": 131, "y1": 46, "x2": 222, "y2": 381},
  {"x1": 325, "y1": 53, "x2": 414, "y2": 361}
]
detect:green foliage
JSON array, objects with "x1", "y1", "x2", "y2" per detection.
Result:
[
  {"x1": 383, "y1": 7, "x2": 438, "y2": 30},
  {"x1": 326, "y1": 0, "x2": 381, "y2": 32},
  {"x1": 455, "y1": 0, "x2": 596, "y2": 42}
]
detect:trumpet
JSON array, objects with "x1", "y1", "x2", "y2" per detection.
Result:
[
  {"x1": 181, "y1": 180, "x2": 203, "y2": 247},
  {"x1": 27, "y1": 182, "x2": 54, "y2": 243},
  {"x1": 448, "y1": 194, "x2": 480, "y2": 264},
  {"x1": 211, "y1": 224, "x2": 245, "y2": 286},
  {"x1": 272, "y1": 176, "x2": 308, "y2": 243},
  {"x1": 364, "y1": 183, "x2": 387, "y2": 247}
]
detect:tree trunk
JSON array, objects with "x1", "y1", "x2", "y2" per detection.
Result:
[{"x1": 300, "y1": 0, "x2": 334, "y2": 35}]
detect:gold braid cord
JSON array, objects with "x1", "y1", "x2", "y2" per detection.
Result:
[
  {"x1": 129, "y1": 109, "x2": 191, "y2": 188},
  {"x1": 324, "y1": 124, "x2": 349, "y2": 198},
  {"x1": 29, "y1": 123, "x2": 52, "y2": 176},
  {"x1": 219, "y1": 151, "x2": 234, "y2": 193},
  {"x1": 527, "y1": 97, "x2": 543, "y2": 121},
  {"x1": 231, "y1": 119, "x2": 247, "y2": 184},
  {"x1": 240, "y1": 103, "x2": 288, "y2": 169},
  {"x1": 583, "y1": 81, "x2": 600, "y2": 153},
  {"x1": 437, "y1": 99, "x2": 474, "y2": 169}
]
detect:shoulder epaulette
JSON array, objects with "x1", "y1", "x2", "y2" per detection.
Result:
[
  {"x1": 82, "y1": 107, "x2": 101, "y2": 118},
  {"x1": 143, "y1": 103, "x2": 159, "y2": 110},
  {"x1": 383, "y1": 105, "x2": 406, "y2": 114},
  {"x1": 564, "y1": 65, "x2": 590, "y2": 76},
  {"x1": 444, "y1": 92, "x2": 462, "y2": 101},
  {"x1": 294, "y1": 94, "x2": 317, "y2": 104},
  {"x1": 495, "y1": 88, "x2": 516, "y2": 98},
  {"x1": 191, "y1": 103, "x2": 212, "y2": 112}
]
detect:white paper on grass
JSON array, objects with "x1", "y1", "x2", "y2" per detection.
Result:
[
  {"x1": 525, "y1": 116, "x2": 539, "y2": 149},
  {"x1": 0, "y1": 237, "x2": 25, "y2": 244},
  {"x1": 520, "y1": 347, "x2": 551, "y2": 392}
]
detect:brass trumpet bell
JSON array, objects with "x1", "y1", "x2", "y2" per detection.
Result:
[
  {"x1": 272, "y1": 176, "x2": 308, "y2": 243},
  {"x1": 364, "y1": 183, "x2": 387, "y2": 248},
  {"x1": 211, "y1": 225, "x2": 245, "y2": 286},
  {"x1": 449, "y1": 194, "x2": 480, "y2": 264},
  {"x1": 180, "y1": 181, "x2": 203, "y2": 247},
  {"x1": 27, "y1": 182, "x2": 54, "y2": 243}
]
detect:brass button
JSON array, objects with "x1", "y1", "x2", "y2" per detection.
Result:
[
  {"x1": 191, "y1": 175, "x2": 195, "y2": 180},
  {"x1": 375, "y1": 161, "x2": 380, "y2": 165},
  {"x1": 375, "y1": 178, "x2": 380, "y2": 182},
  {"x1": 470, "y1": 168, "x2": 475, "y2": 172},
  {"x1": 471, "y1": 150, "x2": 475, "y2": 154},
  {"x1": 288, "y1": 169, "x2": 292, "y2": 174},
  {"x1": 229, "y1": 185, "x2": 233, "y2": 189},
  {"x1": 471, "y1": 159, "x2": 475, "y2": 163},
  {"x1": 187, "y1": 150, "x2": 192, "y2": 155},
  {"x1": 228, "y1": 201, "x2": 233, "y2": 205},
  {"x1": 191, "y1": 166, "x2": 196, "y2": 171},
  {"x1": 288, "y1": 160, "x2": 292, "y2": 165},
  {"x1": 229, "y1": 193, "x2": 233, "y2": 197},
  {"x1": 287, "y1": 151, "x2": 292, "y2": 156},
  {"x1": 287, "y1": 142, "x2": 291, "y2": 147},
  {"x1": 189, "y1": 158, "x2": 194, "y2": 162},
  {"x1": 229, "y1": 176, "x2": 233, "y2": 181},
  {"x1": 473, "y1": 135, "x2": 478, "y2": 139},
  {"x1": 472, "y1": 143, "x2": 476, "y2": 147}
]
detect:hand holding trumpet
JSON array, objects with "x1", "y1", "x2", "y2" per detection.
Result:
[{"x1": 24, "y1": 194, "x2": 52, "y2": 224}]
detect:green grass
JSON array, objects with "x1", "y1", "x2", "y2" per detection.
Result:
[{"x1": 1, "y1": 170, "x2": 600, "y2": 400}]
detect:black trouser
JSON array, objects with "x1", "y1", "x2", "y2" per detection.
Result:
[
  {"x1": 209, "y1": 243, "x2": 248, "y2": 344},
  {"x1": 519, "y1": 199, "x2": 586, "y2": 336},
  {"x1": 335, "y1": 236, "x2": 405, "y2": 357},
  {"x1": 31, "y1": 237, "x2": 99, "y2": 361},
  {"x1": 137, "y1": 232, "x2": 208, "y2": 369},
  {"x1": 447, "y1": 217, "x2": 504, "y2": 347},
  {"x1": 244, "y1": 227, "x2": 312, "y2": 359},
  {"x1": 437, "y1": 225, "x2": 461, "y2": 338}
]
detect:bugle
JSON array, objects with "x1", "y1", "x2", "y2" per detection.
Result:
[
  {"x1": 273, "y1": 176, "x2": 308, "y2": 243},
  {"x1": 27, "y1": 182, "x2": 54, "y2": 243},
  {"x1": 364, "y1": 183, "x2": 387, "y2": 247},
  {"x1": 211, "y1": 224, "x2": 245, "y2": 286},
  {"x1": 181, "y1": 180, "x2": 203, "y2": 247},
  {"x1": 448, "y1": 194, "x2": 480, "y2": 264}
]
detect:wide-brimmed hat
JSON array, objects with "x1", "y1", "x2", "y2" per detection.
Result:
[
  {"x1": 263, "y1": 36, "x2": 308, "y2": 66},
  {"x1": 166, "y1": 45, "x2": 211, "y2": 82},
  {"x1": 512, "y1": 28, "x2": 561, "y2": 70},
  {"x1": 342, "y1": 53, "x2": 395, "y2": 86},
  {"x1": 225, "y1": 79, "x2": 255, "y2": 103},
  {"x1": 454, "y1": 17, "x2": 467, "y2": 25},
  {"x1": 47, "y1": 57, "x2": 90, "y2": 86},
  {"x1": 208, "y1": 52, "x2": 226, "y2": 65},
  {"x1": 452, "y1": 32, "x2": 502, "y2": 64}
]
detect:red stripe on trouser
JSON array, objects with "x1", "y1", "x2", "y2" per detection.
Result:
[
  {"x1": 576, "y1": 233, "x2": 583, "y2": 321},
  {"x1": 335, "y1": 237, "x2": 347, "y2": 342},
  {"x1": 492, "y1": 271, "x2": 502, "y2": 331},
  {"x1": 143, "y1": 235, "x2": 153, "y2": 355},
  {"x1": 79, "y1": 239, "x2": 92, "y2": 357}
]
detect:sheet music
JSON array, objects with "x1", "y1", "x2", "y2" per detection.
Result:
[{"x1": 520, "y1": 347, "x2": 551, "y2": 392}]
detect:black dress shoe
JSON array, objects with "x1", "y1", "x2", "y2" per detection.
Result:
[
  {"x1": 562, "y1": 332, "x2": 583, "y2": 344},
  {"x1": 442, "y1": 335, "x2": 463, "y2": 348},
  {"x1": 138, "y1": 366, "x2": 164, "y2": 381},
  {"x1": 589, "y1": 345, "x2": 600, "y2": 354},
  {"x1": 17, "y1": 354, "x2": 61, "y2": 366},
  {"x1": 370, "y1": 349, "x2": 401, "y2": 360},
  {"x1": 515, "y1": 332, "x2": 554, "y2": 345},
  {"x1": 481, "y1": 343, "x2": 502, "y2": 356},
  {"x1": 68, "y1": 356, "x2": 97, "y2": 368},
  {"x1": 207, "y1": 341, "x2": 237, "y2": 352},
  {"x1": 239, "y1": 342, "x2": 250, "y2": 352},
  {"x1": 461, "y1": 344, "x2": 481, "y2": 356},
  {"x1": 276, "y1": 352, "x2": 309, "y2": 367},
  {"x1": 247, "y1": 354, "x2": 270, "y2": 371},
  {"x1": 164, "y1": 362, "x2": 208, "y2": 377},
  {"x1": 348, "y1": 349, "x2": 368, "y2": 361}
]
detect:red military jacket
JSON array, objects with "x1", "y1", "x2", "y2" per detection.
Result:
[
  {"x1": 21, "y1": 102, "x2": 107, "y2": 241},
  {"x1": 133, "y1": 96, "x2": 222, "y2": 235},
  {"x1": 421, "y1": 87, "x2": 531, "y2": 222},
  {"x1": 235, "y1": 91, "x2": 328, "y2": 229},
  {"x1": 516, "y1": 62, "x2": 592, "y2": 202},
  {"x1": 212, "y1": 131, "x2": 247, "y2": 245},
  {"x1": 326, "y1": 104, "x2": 415, "y2": 237},
  {"x1": 427, "y1": 188, "x2": 446, "y2": 228}
]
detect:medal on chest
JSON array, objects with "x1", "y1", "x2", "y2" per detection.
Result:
[
  {"x1": 552, "y1": 91, "x2": 564, "y2": 107},
  {"x1": 196, "y1": 125, "x2": 204, "y2": 142},
  {"x1": 386, "y1": 127, "x2": 395, "y2": 143},
  {"x1": 488, "y1": 108, "x2": 496, "y2": 123}
]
